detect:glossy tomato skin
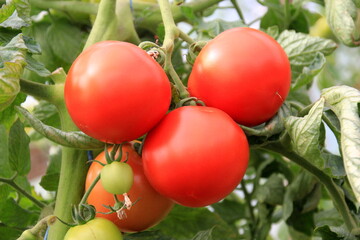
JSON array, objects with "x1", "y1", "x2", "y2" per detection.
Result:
[
  {"x1": 86, "y1": 144, "x2": 174, "y2": 232},
  {"x1": 64, "y1": 218, "x2": 123, "y2": 240},
  {"x1": 101, "y1": 162, "x2": 134, "y2": 195},
  {"x1": 142, "y1": 106, "x2": 249, "y2": 207},
  {"x1": 188, "y1": 27, "x2": 291, "y2": 127},
  {"x1": 64, "y1": 41, "x2": 171, "y2": 143}
]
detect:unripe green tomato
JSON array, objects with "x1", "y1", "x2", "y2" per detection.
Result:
[
  {"x1": 18, "y1": 230, "x2": 37, "y2": 240},
  {"x1": 101, "y1": 162, "x2": 134, "y2": 195},
  {"x1": 310, "y1": 17, "x2": 333, "y2": 38},
  {"x1": 64, "y1": 218, "x2": 123, "y2": 240}
]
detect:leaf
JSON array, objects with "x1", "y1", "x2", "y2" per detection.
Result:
[
  {"x1": 315, "y1": 225, "x2": 357, "y2": 240},
  {"x1": 8, "y1": 119, "x2": 30, "y2": 176},
  {"x1": 0, "y1": 124, "x2": 12, "y2": 178},
  {"x1": 191, "y1": 228, "x2": 214, "y2": 240},
  {"x1": 292, "y1": 52, "x2": 327, "y2": 91},
  {"x1": 322, "y1": 152, "x2": 346, "y2": 178},
  {"x1": 212, "y1": 199, "x2": 246, "y2": 224},
  {"x1": 321, "y1": 86, "x2": 360, "y2": 202},
  {"x1": 40, "y1": 148, "x2": 61, "y2": 191},
  {"x1": 0, "y1": 33, "x2": 27, "y2": 111},
  {"x1": 314, "y1": 208, "x2": 344, "y2": 228},
  {"x1": 25, "y1": 53, "x2": 52, "y2": 77},
  {"x1": 46, "y1": 20, "x2": 84, "y2": 63},
  {"x1": 283, "y1": 171, "x2": 317, "y2": 220},
  {"x1": 0, "y1": 0, "x2": 31, "y2": 30},
  {"x1": 256, "y1": 174, "x2": 285, "y2": 206},
  {"x1": 197, "y1": 19, "x2": 246, "y2": 40},
  {"x1": 32, "y1": 101, "x2": 60, "y2": 128},
  {"x1": 0, "y1": 198, "x2": 37, "y2": 228},
  {"x1": 16, "y1": 106, "x2": 105, "y2": 149},
  {"x1": 325, "y1": 0, "x2": 360, "y2": 47},
  {"x1": 277, "y1": 30, "x2": 337, "y2": 88},
  {"x1": 0, "y1": 226, "x2": 23, "y2": 240},
  {"x1": 0, "y1": 92, "x2": 26, "y2": 130},
  {"x1": 153, "y1": 205, "x2": 240, "y2": 240},
  {"x1": 124, "y1": 231, "x2": 174, "y2": 240},
  {"x1": 0, "y1": 2, "x2": 16, "y2": 24},
  {"x1": 285, "y1": 98, "x2": 326, "y2": 170}
]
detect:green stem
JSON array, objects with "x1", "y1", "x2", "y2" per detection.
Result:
[
  {"x1": 178, "y1": 28, "x2": 195, "y2": 45},
  {"x1": 48, "y1": 102, "x2": 89, "y2": 240},
  {"x1": 20, "y1": 79, "x2": 60, "y2": 104},
  {"x1": 79, "y1": 174, "x2": 100, "y2": 206},
  {"x1": 84, "y1": 0, "x2": 140, "y2": 49},
  {"x1": 0, "y1": 176, "x2": 46, "y2": 209},
  {"x1": 230, "y1": 0, "x2": 245, "y2": 23},
  {"x1": 158, "y1": 0, "x2": 190, "y2": 99},
  {"x1": 263, "y1": 142, "x2": 358, "y2": 231},
  {"x1": 29, "y1": 0, "x2": 98, "y2": 15},
  {"x1": 240, "y1": 181, "x2": 256, "y2": 235}
]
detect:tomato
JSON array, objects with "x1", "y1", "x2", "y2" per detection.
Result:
[
  {"x1": 64, "y1": 41, "x2": 171, "y2": 143},
  {"x1": 101, "y1": 162, "x2": 134, "y2": 195},
  {"x1": 64, "y1": 218, "x2": 123, "y2": 240},
  {"x1": 142, "y1": 106, "x2": 249, "y2": 207},
  {"x1": 86, "y1": 144, "x2": 174, "y2": 232},
  {"x1": 188, "y1": 27, "x2": 291, "y2": 127}
]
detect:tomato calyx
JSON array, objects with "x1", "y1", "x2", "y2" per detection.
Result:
[
  {"x1": 138, "y1": 41, "x2": 166, "y2": 65},
  {"x1": 175, "y1": 96, "x2": 206, "y2": 108},
  {"x1": 97, "y1": 193, "x2": 136, "y2": 220},
  {"x1": 186, "y1": 40, "x2": 208, "y2": 65}
]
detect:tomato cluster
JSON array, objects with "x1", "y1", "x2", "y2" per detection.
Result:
[{"x1": 64, "y1": 27, "x2": 290, "y2": 235}]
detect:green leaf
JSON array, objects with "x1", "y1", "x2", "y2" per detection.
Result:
[
  {"x1": 277, "y1": 30, "x2": 337, "y2": 87},
  {"x1": 0, "y1": 33, "x2": 27, "y2": 111},
  {"x1": 0, "y1": 226, "x2": 22, "y2": 240},
  {"x1": 40, "y1": 148, "x2": 61, "y2": 191},
  {"x1": 0, "y1": 92, "x2": 26, "y2": 130},
  {"x1": 13, "y1": 0, "x2": 31, "y2": 25},
  {"x1": 325, "y1": 0, "x2": 360, "y2": 47},
  {"x1": 32, "y1": 101, "x2": 60, "y2": 128},
  {"x1": 256, "y1": 174, "x2": 285, "y2": 206},
  {"x1": 322, "y1": 152, "x2": 346, "y2": 178},
  {"x1": 0, "y1": 198, "x2": 37, "y2": 228},
  {"x1": 25, "y1": 53, "x2": 52, "y2": 77},
  {"x1": 212, "y1": 199, "x2": 246, "y2": 224},
  {"x1": 315, "y1": 225, "x2": 357, "y2": 240},
  {"x1": 0, "y1": 0, "x2": 30, "y2": 30},
  {"x1": 285, "y1": 98, "x2": 326, "y2": 170},
  {"x1": 154, "y1": 205, "x2": 240, "y2": 240},
  {"x1": 283, "y1": 171, "x2": 317, "y2": 220},
  {"x1": 8, "y1": 119, "x2": 30, "y2": 176},
  {"x1": 321, "y1": 86, "x2": 360, "y2": 203},
  {"x1": 16, "y1": 106, "x2": 105, "y2": 149},
  {"x1": 314, "y1": 208, "x2": 343, "y2": 228},
  {"x1": 191, "y1": 228, "x2": 214, "y2": 240},
  {"x1": 46, "y1": 20, "x2": 84, "y2": 63},
  {"x1": 292, "y1": 52, "x2": 327, "y2": 91},
  {"x1": 0, "y1": 124, "x2": 11, "y2": 178},
  {"x1": 0, "y1": 1, "x2": 16, "y2": 24},
  {"x1": 124, "y1": 231, "x2": 174, "y2": 240},
  {"x1": 197, "y1": 19, "x2": 246, "y2": 40}
]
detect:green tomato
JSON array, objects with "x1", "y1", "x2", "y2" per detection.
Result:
[
  {"x1": 64, "y1": 218, "x2": 123, "y2": 240},
  {"x1": 101, "y1": 162, "x2": 134, "y2": 195}
]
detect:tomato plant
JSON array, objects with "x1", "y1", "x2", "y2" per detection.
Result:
[
  {"x1": 1, "y1": 0, "x2": 360, "y2": 240},
  {"x1": 64, "y1": 218, "x2": 123, "y2": 240},
  {"x1": 64, "y1": 41, "x2": 172, "y2": 143},
  {"x1": 142, "y1": 106, "x2": 249, "y2": 207},
  {"x1": 86, "y1": 144, "x2": 174, "y2": 232},
  {"x1": 188, "y1": 27, "x2": 291, "y2": 126},
  {"x1": 100, "y1": 161, "x2": 134, "y2": 195}
]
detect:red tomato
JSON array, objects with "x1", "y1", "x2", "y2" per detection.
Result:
[
  {"x1": 142, "y1": 106, "x2": 249, "y2": 207},
  {"x1": 188, "y1": 27, "x2": 291, "y2": 127},
  {"x1": 64, "y1": 41, "x2": 171, "y2": 143},
  {"x1": 86, "y1": 144, "x2": 174, "y2": 232}
]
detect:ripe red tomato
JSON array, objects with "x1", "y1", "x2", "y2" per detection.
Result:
[
  {"x1": 142, "y1": 106, "x2": 249, "y2": 207},
  {"x1": 86, "y1": 144, "x2": 174, "y2": 232},
  {"x1": 64, "y1": 218, "x2": 123, "y2": 240},
  {"x1": 188, "y1": 27, "x2": 291, "y2": 127},
  {"x1": 64, "y1": 41, "x2": 171, "y2": 143}
]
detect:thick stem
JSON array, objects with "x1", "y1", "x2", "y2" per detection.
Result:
[
  {"x1": 0, "y1": 177, "x2": 46, "y2": 209},
  {"x1": 263, "y1": 142, "x2": 358, "y2": 231},
  {"x1": 48, "y1": 103, "x2": 88, "y2": 240},
  {"x1": 84, "y1": 0, "x2": 140, "y2": 49},
  {"x1": 20, "y1": 79, "x2": 60, "y2": 104},
  {"x1": 283, "y1": 0, "x2": 291, "y2": 29}
]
